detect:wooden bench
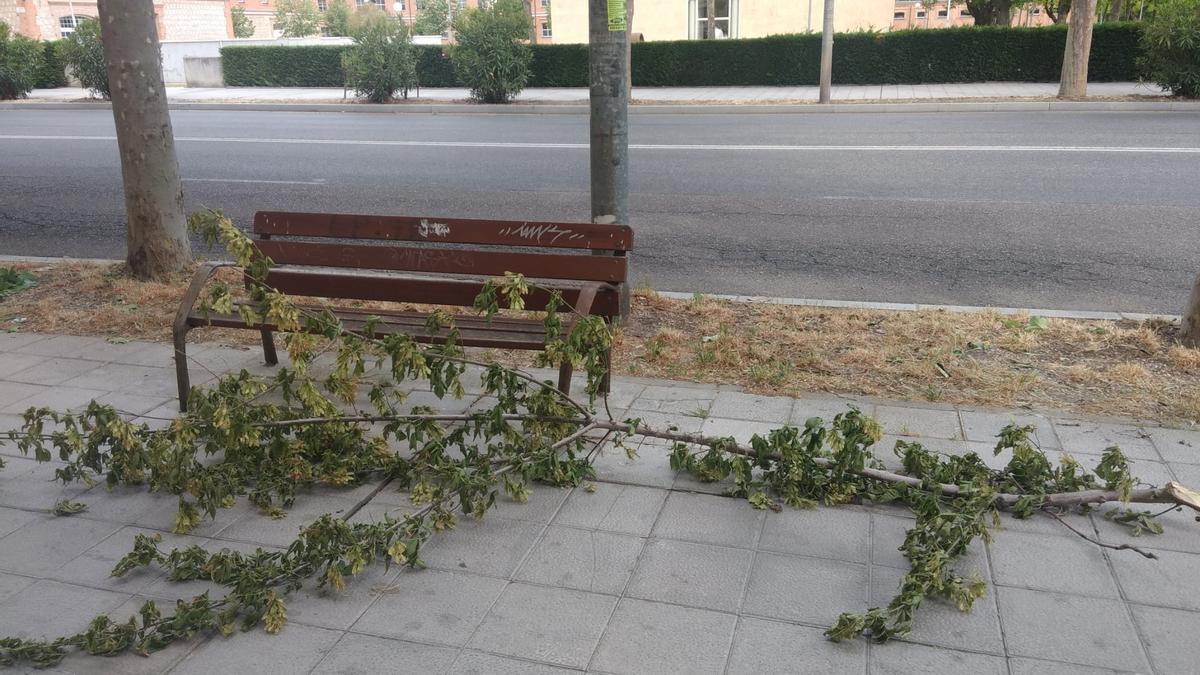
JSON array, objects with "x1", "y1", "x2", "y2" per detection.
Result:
[{"x1": 173, "y1": 211, "x2": 633, "y2": 411}]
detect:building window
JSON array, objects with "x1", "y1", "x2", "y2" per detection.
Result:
[
  {"x1": 58, "y1": 15, "x2": 88, "y2": 37},
  {"x1": 540, "y1": 0, "x2": 550, "y2": 6},
  {"x1": 689, "y1": 0, "x2": 736, "y2": 39},
  {"x1": 893, "y1": 10, "x2": 905, "y2": 18},
  {"x1": 937, "y1": 9, "x2": 947, "y2": 16},
  {"x1": 356, "y1": 0, "x2": 386, "y2": 8},
  {"x1": 916, "y1": 10, "x2": 926, "y2": 17},
  {"x1": 1031, "y1": 7, "x2": 1041, "y2": 13},
  {"x1": 318, "y1": 0, "x2": 328, "y2": 9},
  {"x1": 541, "y1": 22, "x2": 551, "y2": 37},
  {"x1": 961, "y1": 9, "x2": 971, "y2": 16}
]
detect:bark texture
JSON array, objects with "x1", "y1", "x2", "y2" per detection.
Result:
[
  {"x1": 1058, "y1": 0, "x2": 1097, "y2": 98},
  {"x1": 97, "y1": 0, "x2": 192, "y2": 280},
  {"x1": 1183, "y1": 273, "x2": 1200, "y2": 348}
]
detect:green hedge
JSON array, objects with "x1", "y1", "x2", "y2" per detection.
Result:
[
  {"x1": 33, "y1": 40, "x2": 67, "y2": 88},
  {"x1": 221, "y1": 23, "x2": 1144, "y2": 89}
]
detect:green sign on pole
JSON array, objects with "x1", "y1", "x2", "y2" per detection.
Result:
[{"x1": 607, "y1": 0, "x2": 627, "y2": 31}]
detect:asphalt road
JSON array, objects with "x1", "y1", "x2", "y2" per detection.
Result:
[{"x1": 2, "y1": 108, "x2": 1198, "y2": 313}]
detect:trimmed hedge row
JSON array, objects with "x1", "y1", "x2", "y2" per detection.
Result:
[
  {"x1": 33, "y1": 40, "x2": 68, "y2": 88},
  {"x1": 221, "y1": 23, "x2": 1144, "y2": 89}
]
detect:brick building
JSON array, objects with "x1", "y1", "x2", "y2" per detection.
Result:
[
  {"x1": 891, "y1": 1, "x2": 1052, "y2": 29},
  {"x1": 1, "y1": 0, "x2": 230, "y2": 41}
]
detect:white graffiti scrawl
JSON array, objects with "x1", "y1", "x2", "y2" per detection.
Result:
[
  {"x1": 418, "y1": 219, "x2": 451, "y2": 238},
  {"x1": 498, "y1": 223, "x2": 586, "y2": 244}
]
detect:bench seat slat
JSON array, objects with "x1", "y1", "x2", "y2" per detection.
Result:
[
  {"x1": 254, "y1": 211, "x2": 633, "y2": 251},
  {"x1": 264, "y1": 270, "x2": 621, "y2": 317}
]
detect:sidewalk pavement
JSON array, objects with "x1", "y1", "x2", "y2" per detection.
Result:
[
  {"x1": 26, "y1": 81, "x2": 1169, "y2": 105},
  {"x1": 2, "y1": 331, "x2": 1199, "y2": 674}
]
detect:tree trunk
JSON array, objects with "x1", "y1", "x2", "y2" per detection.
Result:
[
  {"x1": 97, "y1": 0, "x2": 192, "y2": 280},
  {"x1": 524, "y1": 0, "x2": 537, "y2": 43},
  {"x1": 1183, "y1": 273, "x2": 1200, "y2": 348},
  {"x1": 705, "y1": 0, "x2": 715, "y2": 39},
  {"x1": 1057, "y1": 0, "x2": 1097, "y2": 99},
  {"x1": 1055, "y1": 0, "x2": 1072, "y2": 23},
  {"x1": 1107, "y1": 0, "x2": 1123, "y2": 21}
]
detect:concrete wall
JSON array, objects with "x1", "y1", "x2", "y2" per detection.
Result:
[
  {"x1": 160, "y1": 36, "x2": 352, "y2": 84},
  {"x1": 183, "y1": 56, "x2": 225, "y2": 86}
]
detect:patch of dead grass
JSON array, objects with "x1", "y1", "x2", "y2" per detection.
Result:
[{"x1": 3, "y1": 263, "x2": 1199, "y2": 425}]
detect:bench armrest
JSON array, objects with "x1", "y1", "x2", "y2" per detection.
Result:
[{"x1": 173, "y1": 262, "x2": 237, "y2": 336}]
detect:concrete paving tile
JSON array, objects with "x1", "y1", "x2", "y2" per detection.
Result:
[
  {"x1": 12, "y1": 335, "x2": 126, "y2": 360},
  {"x1": 0, "y1": 457, "x2": 94, "y2": 510},
  {"x1": 130, "y1": 495, "x2": 254, "y2": 539},
  {"x1": 283, "y1": 561, "x2": 401, "y2": 632},
  {"x1": 171, "y1": 621, "x2": 341, "y2": 675},
  {"x1": 0, "y1": 332, "x2": 49, "y2": 352},
  {"x1": 699, "y1": 417, "x2": 780, "y2": 444},
  {"x1": 726, "y1": 616, "x2": 865, "y2": 674},
  {"x1": 92, "y1": 391, "x2": 174, "y2": 417},
  {"x1": 629, "y1": 384, "x2": 716, "y2": 415},
  {"x1": 590, "y1": 441, "x2": 677, "y2": 489},
  {"x1": 627, "y1": 539, "x2": 752, "y2": 612},
  {"x1": 215, "y1": 495, "x2": 362, "y2": 548},
  {"x1": 49, "y1": 526, "x2": 200, "y2": 594},
  {"x1": 1147, "y1": 426, "x2": 1200, "y2": 464},
  {"x1": 0, "y1": 505, "x2": 40, "y2": 538},
  {"x1": 1169, "y1": 460, "x2": 1200, "y2": 487},
  {"x1": 553, "y1": 483, "x2": 666, "y2": 536},
  {"x1": 515, "y1": 526, "x2": 643, "y2": 595},
  {"x1": 989, "y1": 529, "x2": 1120, "y2": 598},
  {"x1": 0, "y1": 571, "x2": 36, "y2": 604},
  {"x1": 105, "y1": 341, "x2": 179, "y2": 368},
  {"x1": 1, "y1": 385, "x2": 109, "y2": 414},
  {"x1": 351, "y1": 568, "x2": 506, "y2": 647},
  {"x1": 1007, "y1": 657, "x2": 1125, "y2": 675},
  {"x1": 591, "y1": 597, "x2": 736, "y2": 675},
  {"x1": 959, "y1": 410, "x2": 1061, "y2": 448},
  {"x1": 313, "y1": 631, "x2": 458, "y2": 674},
  {"x1": 1110, "y1": 547, "x2": 1200, "y2": 611},
  {"x1": 1094, "y1": 504, "x2": 1200, "y2": 555},
  {"x1": 0, "y1": 514, "x2": 120, "y2": 575},
  {"x1": 0, "y1": 579, "x2": 130, "y2": 641},
  {"x1": 467, "y1": 583, "x2": 616, "y2": 669},
  {"x1": 0, "y1": 382, "x2": 51, "y2": 409},
  {"x1": 621, "y1": 409, "x2": 704, "y2": 435},
  {"x1": 790, "y1": 397, "x2": 872, "y2": 426},
  {"x1": 487, "y1": 483, "x2": 570, "y2": 524},
  {"x1": 1129, "y1": 604, "x2": 1200, "y2": 675},
  {"x1": 709, "y1": 391, "x2": 794, "y2": 423},
  {"x1": 0, "y1": 352, "x2": 50, "y2": 379},
  {"x1": 652, "y1": 492, "x2": 762, "y2": 549},
  {"x1": 873, "y1": 405, "x2": 962, "y2": 440},
  {"x1": 67, "y1": 484, "x2": 175, "y2": 524},
  {"x1": 870, "y1": 566, "x2": 1004, "y2": 655},
  {"x1": 758, "y1": 505, "x2": 871, "y2": 563},
  {"x1": 418, "y1": 516, "x2": 542, "y2": 577},
  {"x1": 742, "y1": 552, "x2": 869, "y2": 625},
  {"x1": 996, "y1": 587, "x2": 1150, "y2": 671},
  {"x1": 1053, "y1": 420, "x2": 1160, "y2": 461},
  {"x1": 7, "y1": 358, "x2": 104, "y2": 386},
  {"x1": 591, "y1": 380, "x2": 644, "y2": 411},
  {"x1": 450, "y1": 651, "x2": 577, "y2": 674},
  {"x1": 868, "y1": 640, "x2": 1007, "y2": 675}
]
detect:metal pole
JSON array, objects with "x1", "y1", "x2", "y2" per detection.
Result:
[
  {"x1": 818, "y1": 0, "x2": 834, "y2": 103},
  {"x1": 588, "y1": 0, "x2": 630, "y2": 313}
]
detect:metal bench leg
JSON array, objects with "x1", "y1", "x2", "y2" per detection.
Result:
[
  {"x1": 261, "y1": 329, "x2": 279, "y2": 366},
  {"x1": 557, "y1": 360, "x2": 573, "y2": 396},
  {"x1": 174, "y1": 326, "x2": 191, "y2": 412}
]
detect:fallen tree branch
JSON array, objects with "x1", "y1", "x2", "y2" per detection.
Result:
[{"x1": 1042, "y1": 508, "x2": 1158, "y2": 559}]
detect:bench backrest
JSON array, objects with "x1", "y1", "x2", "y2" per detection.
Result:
[{"x1": 252, "y1": 211, "x2": 633, "y2": 318}]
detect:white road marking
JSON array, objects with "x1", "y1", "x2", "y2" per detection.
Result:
[
  {"x1": 183, "y1": 177, "x2": 327, "y2": 185},
  {"x1": 2, "y1": 134, "x2": 1199, "y2": 154}
]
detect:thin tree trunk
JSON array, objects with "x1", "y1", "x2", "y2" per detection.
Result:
[
  {"x1": 1183, "y1": 273, "x2": 1200, "y2": 347},
  {"x1": 97, "y1": 0, "x2": 192, "y2": 280},
  {"x1": 1058, "y1": 0, "x2": 1097, "y2": 99},
  {"x1": 706, "y1": 0, "x2": 715, "y2": 39},
  {"x1": 1107, "y1": 0, "x2": 1123, "y2": 21}
]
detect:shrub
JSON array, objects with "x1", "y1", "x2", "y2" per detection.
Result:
[
  {"x1": 62, "y1": 18, "x2": 108, "y2": 98},
  {"x1": 451, "y1": 0, "x2": 532, "y2": 103},
  {"x1": 1140, "y1": 0, "x2": 1200, "y2": 97},
  {"x1": 413, "y1": 0, "x2": 450, "y2": 36},
  {"x1": 342, "y1": 11, "x2": 417, "y2": 102},
  {"x1": 0, "y1": 21, "x2": 42, "y2": 100},
  {"x1": 275, "y1": 0, "x2": 321, "y2": 38},
  {"x1": 323, "y1": 2, "x2": 352, "y2": 37},
  {"x1": 34, "y1": 40, "x2": 68, "y2": 88}
]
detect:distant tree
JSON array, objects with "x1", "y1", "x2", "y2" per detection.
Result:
[
  {"x1": 342, "y1": 10, "x2": 417, "y2": 102},
  {"x1": 324, "y1": 1, "x2": 353, "y2": 36},
  {"x1": 965, "y1": 0, "x2": 1015, "y2": 23},
  {"x1": 62, "y1": 18, "x2": 109, "y2": 98},
  {"x1": 231, "y1": 6, "x2": 256, "y2": 38},
  {"x1": 275, "y1": 0, "x2": 321, "y2": 37},
  {"x1": 451, "y1": 0, "x2": 532, "y2": 103},
  {"x1": 413, "y1": 0, "x2": 451, "y2": 35},
  {"x1": 0, "y1": 21, "x2": 43, "y2": 100}
]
